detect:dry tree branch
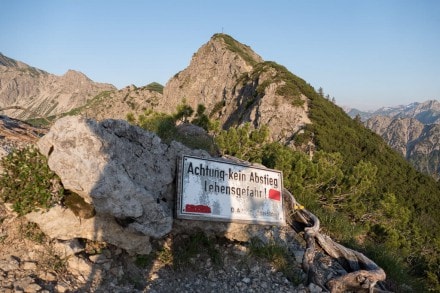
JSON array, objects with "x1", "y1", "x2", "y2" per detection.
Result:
[{"x1": 284, "y1": 189, "x2": 388, "y2": 293}]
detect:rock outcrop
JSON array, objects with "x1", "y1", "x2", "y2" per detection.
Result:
[
  {"x1": 365, "y1": 116, "x2": 425, "y2": 156},
  {"x1": 365, "y1": 112, "x2": 440, "y2": 177},
  {"x1": 34, "y1": 116, "x2": 209, "y2": 244},
  {"x1": 81, "y1": 83, "x2": 164, "y2": 121},
  {"x1": 162, "y1": 34, "x2": 310, "y2": 145},
  {"x1": 0, "y1": 53, "x2": 115, "y2": 120}
]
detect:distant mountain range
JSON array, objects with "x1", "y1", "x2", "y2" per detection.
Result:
[
  {"x1": 347, "y1": 100, "x2": 440, "y2": 178},
  {"x1": 0, "y1": 53, "x2": 115, "y2": 119},
  {"x1": 347, "y1": 100, "x2": 440, "y2": 124}
]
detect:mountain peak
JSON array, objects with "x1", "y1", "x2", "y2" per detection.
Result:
[
  {"x1": 62, "y1": 69, "x2": 92, "y2": 82},
  {"x1": 209, "y1": 33, "x2": 263, "y2": 66}
]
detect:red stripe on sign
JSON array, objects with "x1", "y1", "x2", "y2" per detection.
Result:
[
  {"x1": 268, "y1": 189, "x2": 281, "y2": 201},
  {"x1": 185, "y1": 204, "x2": 211, "y2": 213}
]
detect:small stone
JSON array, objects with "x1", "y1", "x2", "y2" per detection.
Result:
[
  {"x1": 250, "y1": 265, "x2": 259, "y2": 273},
  {"x1": 67, "y1": 256, "x2": 93, "y2": 277},
  {"x1": 308, "y1": 282, "x2": 323, "y2": 293},
  {"x1": 89, "y1": 254, "x2": 109, "y2": 264},
  {"x1": 149, "y1": 272, "x2": 160, "y2": 281},
  {"x1": 22, "y1": 261, "x2": 37, "y2": 270},
  {"x1": 109, "y1": 266, "x2": 124, "y2": 278},
  {"x1": 102, "y1": 261, "x2": 112, "y2": 270},
  {"x1": 0, "y1": 256, "x2": 20, "y2": 271},
  {"x1": 39, "y1": 271, "x2": 57, "y2": 282},
  {"x1": 242, "y1": 277, "x2": 251, "y2": 284},
  {"x1": 24, "y1": 283, "x2": 42, "y2": 293},
  {"x1": 55, "y1": 284, "x2": 69, "y2": 293},
  {"x1": 293, "y1": 250, "x2": 305, "y2": 263}
]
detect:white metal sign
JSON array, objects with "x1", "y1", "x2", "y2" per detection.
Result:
[{"x1": 177, "y1": 155, "x2": 285, "y2": 225}]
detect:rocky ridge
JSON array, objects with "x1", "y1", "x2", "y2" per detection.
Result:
[
  {"x1": 80, "y1": 84, "x2": 163, "y2": 121},
  {"x1": 0, "y1": 53, "x2": 115, "y2": 120},
  {"x1": 1, "y1": 35, "x2": 312, "y2": 148},
  {"x1": 77, "y1": 34, "x2": 311, "y2": 146}
]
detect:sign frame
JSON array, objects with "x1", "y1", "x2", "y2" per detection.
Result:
[{"x1": 176, "y1": 155, "x2": 285, "y2": 225}]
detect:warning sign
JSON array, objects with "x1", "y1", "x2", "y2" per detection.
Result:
[{"x1": 176, "y1": 155, "x2": 285, "y2": 225}]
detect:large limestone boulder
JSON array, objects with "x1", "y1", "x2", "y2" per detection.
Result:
[{"x1": 35, "y1": 116, "x2": 208, "y2": 242}]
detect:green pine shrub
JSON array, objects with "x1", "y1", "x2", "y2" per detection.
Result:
[{"x1": 0, "y1": 146, "x2": 63, "y2": 215}]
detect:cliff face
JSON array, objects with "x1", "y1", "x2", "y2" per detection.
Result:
[
  {"x1": 0, "y1": 53, "x2": 115, "y2": 119},
  {"x1": 163, "y1": 34, "x2": 262, "y2": 113},
  {"x1": 162, "y1": 34, "x2": 310, "y2": 145},
  {"x1": 365, "y1": 116, "x2": 425, "y2": 157},
  {"x1": 365, "y1": 113, "x2": 440, "y2": 177}
]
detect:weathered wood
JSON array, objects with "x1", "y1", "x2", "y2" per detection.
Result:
[{"x1": 284, "y1": 189, "x2": 388, "y2": 292}]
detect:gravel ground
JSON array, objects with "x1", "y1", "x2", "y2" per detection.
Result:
[{"x1": 1, "y1": 202, "x2": 324, "y2": 293}]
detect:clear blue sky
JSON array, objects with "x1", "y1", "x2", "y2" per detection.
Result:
[{"x1": 1, "y1": 0, "x2": 439, "y2": 110}]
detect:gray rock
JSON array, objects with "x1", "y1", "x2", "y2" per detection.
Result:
[
  {"x1": 0, "y1": 256, "x2": 20, "y2": 271},
  {"x1": 37, "y1": 116, "x2": 208, "y2": 238},
  {"x1": 26, "y1": 205, "x2": 151, "y2": 255},
  {"x1": 52, "y1": 239, "x2": 85, "y2": 258}
]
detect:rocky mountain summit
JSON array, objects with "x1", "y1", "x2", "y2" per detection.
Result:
[
  {"x1": 80, "y1": 34, "x2": 311, "y2": 147},
  {"x1": 0, "y1": 53, "x2": 115, "y2": 120},
  {"x1": 350, "y1": 100, "x2": 440, "y2": 178},
  {"x1": 162, "y1": 34, "x2": 310, "y2": 146}
]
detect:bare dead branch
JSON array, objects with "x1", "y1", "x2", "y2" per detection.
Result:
[{"x1": 283, "y1": 189, "x2": 388, "y2": 293}]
